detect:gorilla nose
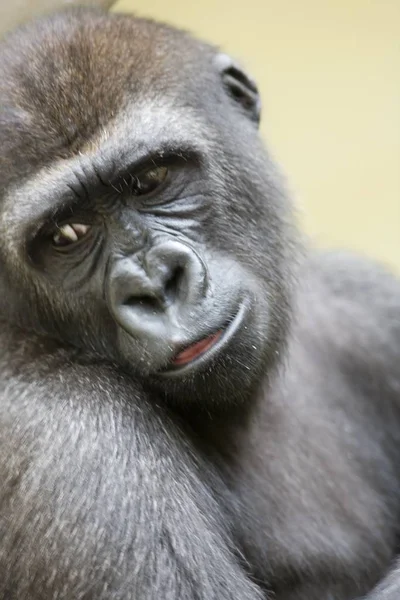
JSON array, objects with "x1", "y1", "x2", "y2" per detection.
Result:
[{"x1": 107, "y1": 240, "x2": 207, "y2": 340}]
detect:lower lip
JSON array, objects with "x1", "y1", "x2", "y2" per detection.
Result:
[
  {"x1": 172, "y1": 331, "x2": 223, "y2": 367},
  {"x1": 161, "y1": 299, "x2": 249, "y2": 377}
]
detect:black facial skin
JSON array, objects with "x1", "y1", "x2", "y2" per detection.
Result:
[{"x1": 0, "y1": 7, "x2": 400, "y2": 600}]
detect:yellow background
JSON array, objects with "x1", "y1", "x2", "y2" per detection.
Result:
[{"x1": 113, "y1": 0, "x2": 400, "y2": 272}]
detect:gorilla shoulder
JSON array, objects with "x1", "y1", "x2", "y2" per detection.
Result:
[
  {"x1": 305, "y1": 250, "x2": 400, "y2": 349},
  {"x1": 293, "y1": 249, "x2": 400, "y2": 403}
]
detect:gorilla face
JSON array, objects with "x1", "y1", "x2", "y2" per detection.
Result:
[{"x1": 0, "y1": 9, "x2": 296, "y2": 405}]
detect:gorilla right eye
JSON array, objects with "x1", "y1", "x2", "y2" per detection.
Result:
[
  {"x1": 132, "y1": 165, "x2": 169, "y2": 197},
  {"x1": 52, "y1": 223, "x2": 91, "y2": 247}
]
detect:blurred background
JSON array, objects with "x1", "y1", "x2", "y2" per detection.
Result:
[
  {"x1": 112, "y1": 0, "x2": 400, "y2": 272},
  {"x1": 2, "y1": 0, "x2": 399, "y2": 271}
]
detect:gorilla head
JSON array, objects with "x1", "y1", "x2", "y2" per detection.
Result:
[{"x1": 0, "y1": 8, "x2": 297, "y2": 407}]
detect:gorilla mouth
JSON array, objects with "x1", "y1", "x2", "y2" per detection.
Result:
[
  {"x1": 161, "y1": 299, "x2": 249, "y2": 377},
  {"x1": 172, "y1": 331, "x2": 223, "y2": 367}
]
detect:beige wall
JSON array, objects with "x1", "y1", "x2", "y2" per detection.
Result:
[{"x1": 113, "y1": 0, "x2": 400, "y2": 271}]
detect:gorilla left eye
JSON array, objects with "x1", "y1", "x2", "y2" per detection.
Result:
[
  {"x1": 134, "y1": 166, "x2": 168, "y2": 196},
  {"x1": 52, "y1": 223, "x2": 90, "y2": 247}
]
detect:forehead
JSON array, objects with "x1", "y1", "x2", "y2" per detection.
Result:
[{"x1": 0, "y1": 9, "x2": 216, "y2": 173}]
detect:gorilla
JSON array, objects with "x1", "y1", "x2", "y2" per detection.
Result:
[{"x1": 0, "y1": 7, "x2": 399, "y2": 600}]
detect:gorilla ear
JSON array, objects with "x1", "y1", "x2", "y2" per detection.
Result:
[{"x1": 214, "y1": 53, "x2": 261, "y2": 125}]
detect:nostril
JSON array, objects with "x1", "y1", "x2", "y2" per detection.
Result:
[{"x1": 165, "y1": 265, "x2": 185, "y2": 303}]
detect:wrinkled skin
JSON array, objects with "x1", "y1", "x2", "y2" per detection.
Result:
[{"x1": 0, "y1": 8, "x2": 399, "y2": 600}]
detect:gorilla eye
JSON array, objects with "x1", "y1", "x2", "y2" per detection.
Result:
[
  {"x1": 134, "y1": 165, "x2": 168, "y2": 195},
  {"x1": 53, "y1": 223, "x2": 90, "y2": 247}
]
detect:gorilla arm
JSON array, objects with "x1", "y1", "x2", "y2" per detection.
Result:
[
  {"x1": 359, "y1": 257, "x2": 400, "y2": 600},
  {"x1": 0, "y1": 322, "x2": 263, "y2": 600}
]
